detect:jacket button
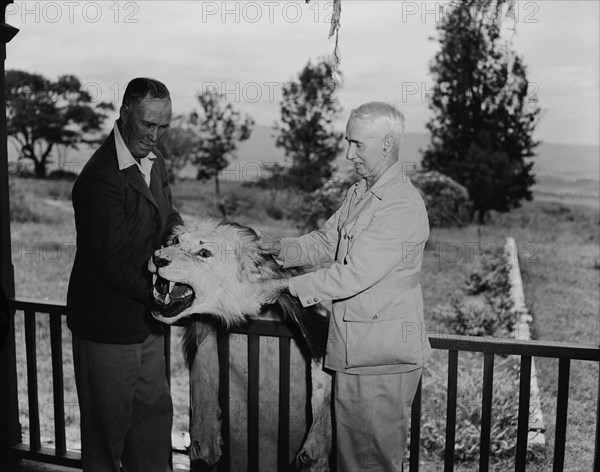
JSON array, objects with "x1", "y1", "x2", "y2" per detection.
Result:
[
  {"x1": 313, "y1": 297, "x2": 319, "y2": 303},
  {"x1": 372, "y1": 314, "x2": 378, "y2": 320}
]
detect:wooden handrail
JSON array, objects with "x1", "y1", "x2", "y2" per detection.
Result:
[
  {"x1": 9, "y1": 297, "x2": 600, "y2": 360},
  {"x1": 4, "y1": 296, "x2": 600, "y2": 472}
]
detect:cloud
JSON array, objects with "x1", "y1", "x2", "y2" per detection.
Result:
[{"x1": 4, "y1": 0, "x2": 599, "y2": 146}]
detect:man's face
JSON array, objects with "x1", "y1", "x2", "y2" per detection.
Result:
[
  {"x1": 120, "y1": 97, "x2": 172, "y2": 159},
  {"x1": 345, "y1": 117, "x2": 387, "y2": 181}
]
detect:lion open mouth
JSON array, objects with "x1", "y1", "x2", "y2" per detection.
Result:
[{"x1": 151, "y1": 274, "x2": 195, "y2": 318}]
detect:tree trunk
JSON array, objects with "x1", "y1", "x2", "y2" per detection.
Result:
[
  {"x1": 214, "y1": 173, "x2": 220, "y2": 196},
  {"x1": 477, "y1": 208, "x2": 487, "y2": 225},
  {"x1": 34, "y1": 159, "x2": 46, "y2": 178}
]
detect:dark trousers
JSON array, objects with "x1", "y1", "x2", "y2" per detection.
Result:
[
  {"x1": 334, "y1": 368, "x2": 422, "y2": 472},
  {"x1": 73, "y1": 333, "x2": 173, "y2": 472}
]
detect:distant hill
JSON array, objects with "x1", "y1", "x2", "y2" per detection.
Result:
[
  {"x1": 9, "y1": 125, "x2": 598, "y2": 204},
  {"x1": 236, "y1": 126, "x2": 599, "y2": 179},
  {"x1": 232, "y1": 126, "x2": 430, "y2": 169},
  {"x1": 232, "y1": 126, "x2": 600, "y2": 206}
]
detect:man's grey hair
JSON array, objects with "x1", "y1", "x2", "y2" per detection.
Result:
[{"x1": 349, "y1": 102, "x2": 405, "y2": 160}]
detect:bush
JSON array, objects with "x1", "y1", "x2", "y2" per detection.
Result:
[
  {"x1": 47, "y1": 169, "x2": 78, "y2": 182},
  {"x1": 293, "y1": 166, "x2": 358, "y2": 231},
  {"x1": 265, "y1": 202, "x2": 284, "y2": 220},
  {"x1": 431, "y1": 249, "x2": 517, "y2": 337},
  {"x1": 278, "y1": 166, "x2": 472, "y2": 231},
  {"x1": 411, "y1": 170, "x2": 472, "y2": 227},
  {"x1": 216, "y1": 192, "x2": 255, "y2": 218}
]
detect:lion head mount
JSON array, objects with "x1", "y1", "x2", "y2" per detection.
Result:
[{"x1": 148, "y1": 217, "x2": 280, "y2": 326}]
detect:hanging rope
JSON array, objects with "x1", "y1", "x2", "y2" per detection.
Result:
[
  {"x1": 328, "y1": 0, "x2": 342, "y2": 86},
  {"x1": 311, "y1": 0, "x2": 523, "y2": 88},
  {"x1": 306, "y1": 0, "x2": 342, "y2": 86}
]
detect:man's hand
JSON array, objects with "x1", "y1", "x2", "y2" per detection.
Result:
[{"x1": 257, "y1": 231, "x2": 282, "y2": 256}]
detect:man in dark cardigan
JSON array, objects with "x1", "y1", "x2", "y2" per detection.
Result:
[{"x1": 67, "y1": 78, "x2": 183, "y2": 471}]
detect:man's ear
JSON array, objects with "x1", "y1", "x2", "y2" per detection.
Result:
[
  {"x1": 119, "y1": 104, "x2": 128, "y2": 123},
  {"x1": 383, "y1": 134, "x2": 394, "y2": 155}
]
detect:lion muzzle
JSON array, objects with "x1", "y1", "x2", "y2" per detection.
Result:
[{"x1": 149, "y1": 253, "x2": 195, "y2": 320}]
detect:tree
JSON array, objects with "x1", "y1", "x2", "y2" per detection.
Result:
[
  {"x1": 421, "y1": 0, "x2": 540, "y2": 223},
  {"x1": 275, "y1": 60, "x2": 344, "y2": 193},
  {"x1": 156, "y1": 114, "x2": 199, "y2": 183},
  {"x1": 6, "y1": 70, "x2": 114, "y2": 178},
  {"x1": 189, "y1": 91, "x2": 253, "y2": 196}
]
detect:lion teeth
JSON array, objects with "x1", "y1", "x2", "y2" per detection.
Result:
[
  {"x1": 153, "y1": 287, "x2": 160, "y2": 299},
  {"x1": 153, "y1": 274, "x2": 157, "y2": 285},
  {"x1": 169, "y1": 281, "x2": 175, "y2": 293},
  {"x1": 164, "y1": 294, "x2": 170, "y2": 305}
]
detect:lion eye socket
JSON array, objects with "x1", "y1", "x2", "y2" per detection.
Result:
[{"x1": 197, "y1": 248, "x2": 212, "y2": 258}]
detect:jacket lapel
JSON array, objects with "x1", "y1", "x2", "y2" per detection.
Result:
[{"x1": 125, "y1": 166, "x2": 158, "y2": 211}]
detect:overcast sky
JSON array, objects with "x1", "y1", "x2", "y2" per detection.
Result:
[{"x1": 5, "y1": 0, "x2": 599, "y2": 146}]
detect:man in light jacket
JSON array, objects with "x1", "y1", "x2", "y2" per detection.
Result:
[{"x1": 260, "y1": 102, "x2": 430, "y2": 472}]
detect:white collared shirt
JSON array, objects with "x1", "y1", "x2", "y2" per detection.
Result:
[{"x1": 113, "y1": 121, "x2": 156, "y2": 187}]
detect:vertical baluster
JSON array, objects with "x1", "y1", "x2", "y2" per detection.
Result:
[
  {"x1": 49, "y1": 314, "x2": 66, "y2": 455},
  {"x1": 594, "y1": 362, "x2": 599, "y2": 472},
  {"x1": 24, "y1": 309, "x2": 40, "y2": 451},
  {"x1": 479, "y1": 353, "x2": 495, "y2": 472},
  {"x1": 277, "y1": 337, "x2": 291, "y2": 471},
  {"x1": 444, "y1": 350, "x2": 459, "y2": 472},
  {"x1": 163, "y1": 324, "x2": 172, "y2": 470},
  {"x1": 164, "y1": 324, "x2": 171, "y2": 386},
  {"x1": 217, "y1": 331, "x2": 230, "y2": 471},
  {"x1": 515, "y1": 355, "x2": 532, "y2": 471},
  {"x1": 409, "y1": 377, "x2": 422, "y2": 472},
  {"x1": 553, "y1": 358, "x2": 570, "y2": 472},
  {"x1": 247, "y1": 334, "x2": 260, "y2": 471}
]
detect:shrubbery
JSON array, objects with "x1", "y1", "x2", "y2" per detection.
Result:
[
  {"x1": 432, "y1": 248, "x2": 518, "y2": 337},
  {"x1": 421, "y1": 246, "x2": 539, "y2": 466},
  {"x1": 411, "y1": 170, "x2": 472, "y2": 227},
  {"x1": 293, "y1": 166, "x2": 357, "y2": 231},
  {"x1": 292, "y1": 166, "x2": 473, "y2": 231}
]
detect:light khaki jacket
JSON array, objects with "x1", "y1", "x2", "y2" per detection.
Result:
[{"x1": 280, "y1": 162, "x2": 431, "y2": 374}]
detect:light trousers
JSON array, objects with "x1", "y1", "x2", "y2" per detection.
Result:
[
  {"x1": 73, "y1": 332, "x2": 173, "y2": 472},
  {"x1": 334, "y1": 368, "x2": 422, "y2": 472}
]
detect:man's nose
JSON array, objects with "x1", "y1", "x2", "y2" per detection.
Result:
[
  {"x1": 153, "y1": 254, "x2": 171, "y2": 268},
  {"x1": 148, "y1": 127, "x2": 159, "y2": 143}
]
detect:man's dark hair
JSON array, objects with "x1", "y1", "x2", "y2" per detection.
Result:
[{"x1": 122, "y1": 77, "x2": 170, "y2": 107}]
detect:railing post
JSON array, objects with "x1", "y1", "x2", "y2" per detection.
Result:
[{"x1": 0, "y1": 1, "x2": 20, "y2": 467}]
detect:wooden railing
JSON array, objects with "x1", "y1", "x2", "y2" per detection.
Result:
[{"x1": 3, "y1": 297, "x2": 599, "y2": 471}]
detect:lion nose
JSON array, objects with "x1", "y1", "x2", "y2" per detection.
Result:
[{"x1": 153, "y1": 254, "x2": 171, "y2": 268}]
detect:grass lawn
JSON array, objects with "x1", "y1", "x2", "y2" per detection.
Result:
[
  {"x1": 419, "y1": 199, "x2": 599, "y2": 471},
  {"x1": 8, "y1": 175, "x2": 599, "y2": 471}
]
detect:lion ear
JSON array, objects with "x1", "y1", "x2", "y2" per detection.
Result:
[{"x1": 237, "y1": 246, "x2": 263, "y2": 283}]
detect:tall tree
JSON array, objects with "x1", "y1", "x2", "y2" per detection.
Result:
[
  {"x1": 275, "y1": 60, "x2": 344, "y2": 192},
  {"x1": 190, "y1": 91, "x2": 253, "y2": 195},
  {"x1": 422, "y1": 0, "x2": 540, "y2": 223},
  {"x1": 6, "y1": 70, "x2": 114, "y2": 178}
]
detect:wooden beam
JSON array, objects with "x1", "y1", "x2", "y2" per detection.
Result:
[{"x1": 0, "y1": 2, "x2": 21, "y2": 467}]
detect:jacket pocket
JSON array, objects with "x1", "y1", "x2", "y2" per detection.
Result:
[{"x1": 343, "y1": 293, "x2": 423, "y2": 368}]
